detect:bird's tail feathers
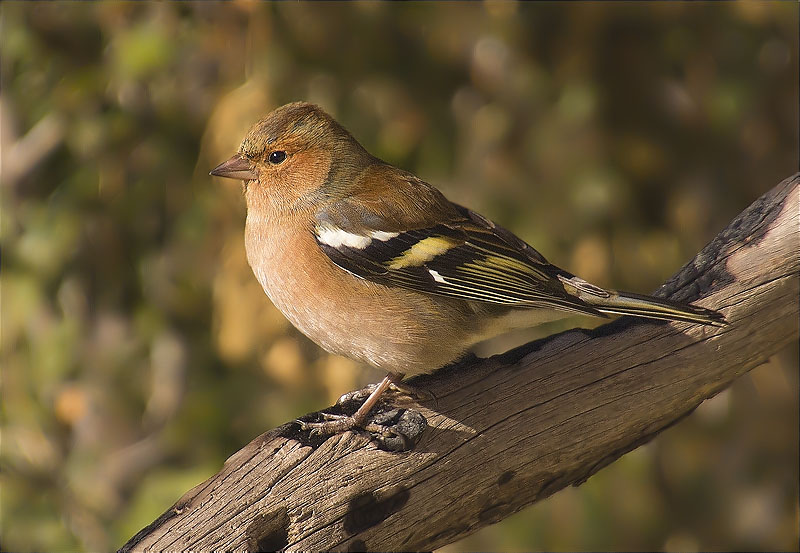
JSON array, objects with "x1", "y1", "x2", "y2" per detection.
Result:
[{"x1": 588, "y1": 290, "x2": 728, "y2": 327}]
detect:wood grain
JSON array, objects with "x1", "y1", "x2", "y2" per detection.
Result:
[{"x1": 121, "y1": 174, "x2": 799, "y2": 553}]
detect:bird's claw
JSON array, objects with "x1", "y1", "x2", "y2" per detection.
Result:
[
  {"x1": 296, "y1": 408, "x2": 427, "y2": 451},
  {"x1": 297, "y1": 413, "x2": 351, "y2": 436}
]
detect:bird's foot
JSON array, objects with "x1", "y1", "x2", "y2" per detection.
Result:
[
  {"x1": 297, "y1": 408, "x2": 426, "y2": 452},
  {"x1": 297, "y1": 410, "x2": 396, "y2": 437},
  {"x1": 294, "y1": 374, "x2": 427, "y2": 450},
  {"x1": 297, "y1": 412, "x2": 365, "y2": 435}
]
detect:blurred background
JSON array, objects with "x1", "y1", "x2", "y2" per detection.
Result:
[{"x1": 1, "y1": 2, "x2": 797, "y2": 551}]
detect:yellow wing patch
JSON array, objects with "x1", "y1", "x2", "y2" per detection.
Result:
[
  {"x1": 387, "y1": 236, "x2": 460, "y2": 269},
  {"x1": 473, "y1": 255, "x2": 549, "y2": 280}
]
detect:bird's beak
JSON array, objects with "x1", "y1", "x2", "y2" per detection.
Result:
[{"x1": 209, "y1": 154, "x2": 257, "y2": 180}]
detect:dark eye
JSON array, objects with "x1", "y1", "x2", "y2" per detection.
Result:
[{"x1": 268, "y1": 151, "x2": 287, "y2": 165}]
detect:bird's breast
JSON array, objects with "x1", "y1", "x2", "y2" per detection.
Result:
[{"x1": 242, "y1": 213, "x2": 484, "y2": 375}]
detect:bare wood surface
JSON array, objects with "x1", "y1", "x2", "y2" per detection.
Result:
[{"x1": 121, "y1": 174, "x2": 799, "y2": 553}]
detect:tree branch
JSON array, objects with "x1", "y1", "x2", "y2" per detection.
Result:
[{"x1": 121, "y1": 174, "x2": 799, "y2": 553}]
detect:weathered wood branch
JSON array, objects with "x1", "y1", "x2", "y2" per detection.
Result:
[{"x1": 121, "y1": 174, "x2": 799, "y2": 553}]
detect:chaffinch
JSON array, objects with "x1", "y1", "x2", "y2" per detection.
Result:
[{"x1": 211, "y1": 101, "x2": 726, "y2": 435}]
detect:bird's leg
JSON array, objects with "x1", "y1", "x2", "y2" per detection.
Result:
[{"x1": 300, "y1": 372, "x2": 403, "y2": 435}]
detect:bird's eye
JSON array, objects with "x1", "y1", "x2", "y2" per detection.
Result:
[{"x1": 268, "y1": 151, "x2": 287, "y2": 165}]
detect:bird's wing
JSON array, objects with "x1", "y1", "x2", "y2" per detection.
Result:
[{"x1": 314, "y1": 179, "x2": 608, "y2": 317}]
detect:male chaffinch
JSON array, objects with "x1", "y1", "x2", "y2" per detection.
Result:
[{"x1": 211, "y1": 101, "x2": 726, "y2": 435}]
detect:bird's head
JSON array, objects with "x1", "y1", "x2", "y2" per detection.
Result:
[{"x1": 210, "y1": 102, "x2": 372, "y2": 209}]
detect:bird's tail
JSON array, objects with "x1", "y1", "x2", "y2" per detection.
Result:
[{"x1": 587, "y1": 290, "x2": 728, "y2": 327}]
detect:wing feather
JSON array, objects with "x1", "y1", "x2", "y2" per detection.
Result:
[{"x1": 315, "y1": 200, "x2": 605, "y2": 317}]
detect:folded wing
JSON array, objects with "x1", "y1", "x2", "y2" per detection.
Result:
[{"x1": 315, "y1": 199, "x2": 607, "y2": 318}]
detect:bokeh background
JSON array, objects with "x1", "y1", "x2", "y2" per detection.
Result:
[{"x1": 1, "y1": 2, "x2": 797, "y2": 551}]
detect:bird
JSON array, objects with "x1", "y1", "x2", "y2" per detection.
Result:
[{"x1": 210, "y1": 101, "x2": 727, "y2": 435}]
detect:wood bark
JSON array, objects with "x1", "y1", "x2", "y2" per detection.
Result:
[{"x1": 121, "y1": 174, "x2": 799, "y2": 553}]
